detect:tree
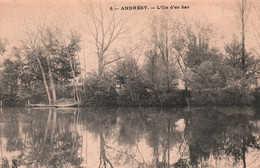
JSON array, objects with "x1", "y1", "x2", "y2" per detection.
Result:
[
  {"x1": 0, "y1": 39, "x2": 7, "y2": 94},
  {"x1": 224, "y1": 36, "x2": 242, "y2": 69},
  {"x1": 144, "y1": 49, "x2": 160, "y2": 88},
  {"x1": 60, "y1": 31, "x2": 81, "y2": 102},
  {"x1": 224, "y1": 35, "x2": 260, "y2": 88},
  {"x1": 172, "y1": 19, "x2": 215, "y2": 90},
  {"x1": 0, "y1": 39, "x2": 7, "y2": 97},
  {"x1": 22, "y1": 23, "x2": 81, "y2": 104},
  {"x1": 146, "y1": 14, "x2": 178, "y2": 92},
  {"x1": 83, "y1": 71, "x2": 117, "y2": 105},
  {"x1": 23, "y1": 26, "x2": 53, "y2": 104},
  {"x1": 239, "y1": 0, "x2": 249, "y2": 74},
  {"x1": 171, "y1": 23, "x2": 189, "y2": 90},
  {"x1": 0, "y1": 59, "x2": 20, "y2": 95},
  {"x1": 84, "y1": 1, "x2": 127, "y2": 76},
  {"x1": 180, "y1": 20, "x2": 214, "y2": 69},
  {"x1": 157, "y1": 16, "x2": 172, "y2": 91},
  {"x1": 115, "y1": 56, "x2": 143, "y2": 102}
]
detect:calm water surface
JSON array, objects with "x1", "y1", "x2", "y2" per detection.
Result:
[{"x1": 0, "y1": 107, "x2": 259, "y2": 168}]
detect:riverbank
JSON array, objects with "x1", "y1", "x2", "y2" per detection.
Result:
[{"x1": 0, "y1": 88, "x2": 258, "y2": 107}]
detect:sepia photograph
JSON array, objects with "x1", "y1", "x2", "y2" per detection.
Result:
[{"x1": 0, "y1": 0, "x2": 259, "y2": 167}]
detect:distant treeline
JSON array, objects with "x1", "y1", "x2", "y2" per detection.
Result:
[
  {"x1": 0, "y1": 79, "x2": 258, "y2": 107},
  {"x1": 0, "y1": 14, "x2": 259, "y2": 107}
]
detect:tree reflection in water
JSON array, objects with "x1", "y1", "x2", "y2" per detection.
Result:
[
  {"x1": 183, "y1": 107, "x2": 260, "y2": 168},
  {"x1": 0, "y1": 108, "x2": 83, "y2": 168},
  {"x1": 0, "y1": 107, "x2": 258, "y2": 168}
]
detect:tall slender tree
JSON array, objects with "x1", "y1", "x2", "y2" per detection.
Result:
[{"x1": 239, "y1": 0, "x2": 249, "y2": 75}]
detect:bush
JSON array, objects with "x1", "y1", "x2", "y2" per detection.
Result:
[
  {"x1": 79, "y1": 72, "x2": 118, "y2": 106},
  {"x1": 160, "y1": 90, "x2": 188, "y2": 107},
  {"x1": 137, "y1": 89, "x2": 189, "y2": 107},
  {"x1": 1, "y1": 94, "x2": 18, "y2": 106},
  {"x1": 190, "y1": 88, "x2": 255, "y2": 106}
]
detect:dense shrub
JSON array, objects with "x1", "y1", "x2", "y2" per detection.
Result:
[
  {"x1": 77, "y1": 72, "x2": 117, "y2": 106},
  {"x1": 4, "y1": 91, "x2": 49, "y2": 106},
  {"x1": 80, "y1": 86, "x2": 117, "y2": 106},
  {"x1": 159, "y1": 90, "x2": 188, "y2": 107},
  {"x1": 190, "y1": 88, "x2": 255, "y2": 106},
  {"x1": 1, "y1": 94, "x2": 18, "y2": 106}
]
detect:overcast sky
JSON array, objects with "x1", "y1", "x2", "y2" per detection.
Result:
[{"x1": 0, "y1": 0, "x2": 259, "y2": 72}]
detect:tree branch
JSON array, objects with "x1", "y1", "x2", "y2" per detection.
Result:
[{"x1": 103, "y1": 41, "x2": 142, "y2": 67}]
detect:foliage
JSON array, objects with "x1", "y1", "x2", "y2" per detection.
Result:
[
  {"x1": 224, "y1": 36, "x2": 260, "y2": 87},
  {"x1": 144, "y1": 14, "x2": 180, "y2": 92},
  {"x1": 190, "y1": 88, "x2": 255, "y2": 106},
  {"x1": 0, "y1": 59, "x2": 20, "y2": 95},
  {"x1": 0, "y1": 16, "x2": 259, "y2": 106},
  {"x1": 24, "y1": 29, "x2": 81, "y2": 84},
  {"x1": 115, "y1": 56, "x2": 144, "y2": 103},
  {"x1": 82, "y1": 71, "x2": 117, "y2": 105},
  {"x1": 0, "y1": 28, "x2": 81, "y2": 105}
]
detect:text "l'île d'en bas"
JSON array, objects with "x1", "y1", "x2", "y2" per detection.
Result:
[{"x1": 110, "y1": 5, "x2": 190, "y2": 11}]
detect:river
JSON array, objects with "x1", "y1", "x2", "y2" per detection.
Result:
[{"x1": 0, "y1": 106, "x2": 259, "y2": 168}]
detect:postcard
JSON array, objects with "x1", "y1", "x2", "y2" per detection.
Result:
[{"x1": 0, "y1": 0, "x2": 259, "y2": 167}]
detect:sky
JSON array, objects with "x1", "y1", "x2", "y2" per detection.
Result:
[{"x1": 0, "y1": 0, "x2": 260, "y2": 73}]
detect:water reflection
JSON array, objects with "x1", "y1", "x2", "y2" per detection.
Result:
[{"x1": 0, "y1": 107, "x2": 259, "y2": 168}]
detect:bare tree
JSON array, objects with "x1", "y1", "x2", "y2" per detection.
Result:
[
  {"x1": 239, "y1": 0, "x2": 249, "y2": 74},
  {"x1": 84, "y1": 1, "x2": 128, "y2": 76},
  {"x1": 252, "y1": 1, "x2": 260, "y2": 49},
  {"x1": 239, "y1": 1, "x2": 260, "y2": 88}
]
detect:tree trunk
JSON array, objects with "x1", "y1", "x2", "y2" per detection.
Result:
[
  {"x1": 68, "y1": 57, "x2": 80, "y2": 102},
  {"x1": 37, "y1": 57, "x2": 52, "y2": 104},
  {"x1": 166, "y1": 70, "x2": 170, "y2": 92},
  {"x1": 47, "y1": 56, "x2": 56, "y2": 104},
  {"x1": 241, "y1": 0, "x2": 247, "y2": 75},
  {"x1": 129, "y1": 88, "x2": 135, "y2": 101},
  {"x1": 98, "y1": 53, "x2": 104, "y2": 77},
  {"x1": 166, "y1": 31, "x2": 170, "y2": 92},
  {"x1": 241, "y1": 12, "x2": 246, "y2": 74}
]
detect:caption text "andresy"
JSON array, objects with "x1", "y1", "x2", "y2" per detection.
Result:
[{"x1": 110, "y1": 5, "x2": 190, "y2": 11}]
